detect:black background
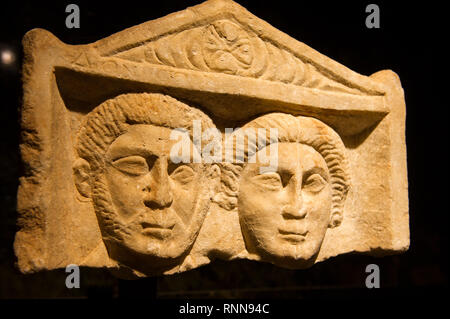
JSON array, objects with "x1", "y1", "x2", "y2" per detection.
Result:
[{"x1": 0, "y1": 0, "x2": 446, "y2": 310}]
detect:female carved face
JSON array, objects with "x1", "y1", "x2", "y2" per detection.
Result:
[{"x1": 238, "y1": 142, "x2": 332, "y2": 265}]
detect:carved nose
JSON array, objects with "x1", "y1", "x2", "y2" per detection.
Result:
[
  {"x1": 145, "y1": 185, "x2": 173, "y2": 208},
  {"x1": 143, "y1": 158, "x2": 173, "y2": 208},
  {"x1": 281, "y1": 194, "x2": 305, "y2": 220}
]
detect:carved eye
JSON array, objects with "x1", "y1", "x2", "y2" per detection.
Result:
[
  {"x1": 253, "y1": 172, "x2": 283, "y2": 190},
  {"x1": 169, "y1": 165, "x2": 195, "y2": 185},
  {"x1": 112, "y1": 156, "x2": 149, "y2": 176},
  {"x1": 303, "y1": 173, "x2": 328, "y2": 193}
]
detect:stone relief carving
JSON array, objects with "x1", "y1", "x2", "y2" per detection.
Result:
[
  {"x1": 16, "y1": 0, "x2": 409, "y2": 277},
  {"x1": 114, "y1": 19, "x2": 367, "y2": 95}
]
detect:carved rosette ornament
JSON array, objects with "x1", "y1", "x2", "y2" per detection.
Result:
[{"x1": 16, "y1": 0, "x2": 408, "y2": 277}]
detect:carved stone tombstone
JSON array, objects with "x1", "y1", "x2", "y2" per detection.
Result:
[{"x1": 16, "y1": 0, "x2": 409, "y2": 277}]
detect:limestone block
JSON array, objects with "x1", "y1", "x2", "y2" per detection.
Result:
[{"x1": 15, "y1": 0, "x2": 409, "y2": 277}]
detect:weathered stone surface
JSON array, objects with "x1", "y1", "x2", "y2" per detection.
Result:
[{"x1": 15, "y1": 0, "x2": 409, "y2": 277}]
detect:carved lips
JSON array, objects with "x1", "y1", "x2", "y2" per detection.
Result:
[
  {"x1": 278, "y1": 227, "x2": 309, "y2": 243},
  {"x1": 141, "y1": 221, "x2": 175, "y2": 240}
]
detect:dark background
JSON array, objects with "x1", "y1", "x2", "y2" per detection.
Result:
[{"x1": 0, "y1": 0, "x2": 446, "y2": 305}]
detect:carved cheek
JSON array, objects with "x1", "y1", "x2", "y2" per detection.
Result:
[
  {"x1": 239, "y1": 176, "x2": 265, "y2": 216},
  {"x1": 104, "y1": 167, "x2": 145, "y2": 220},
  {"x1": 304, "y1": 185, "x2": 332, "y2": 234},
  {"x1": 239, "y1": 177, "x2": 281, "y2": 233},
  {"x1": 170, "y1": 184, "x2": 198, "y2": 226}
]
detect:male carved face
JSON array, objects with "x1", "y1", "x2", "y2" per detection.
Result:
[
  {"x1": 103, "y1": 124, "x2": 207, "y2": 259},
  {"x1": 73, "y1": 93, "x2": 218, "y2": 271},
  {"x1": 238, "y1": 142, "x2": 332, "y2": 265}
]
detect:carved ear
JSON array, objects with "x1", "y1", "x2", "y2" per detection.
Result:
[
  {"x1": 329, "y1": 211, "x2": 343, "y2": 228},
  {"x1": 73, "y1": 158, "x2": 92, "y2": 199}
]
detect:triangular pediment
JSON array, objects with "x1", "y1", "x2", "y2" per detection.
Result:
[
  {"x1": 93, "y1": 0, "x2": 385, "y2": 97},
  {"x1": 36, "y1": 0, "x2": 390, "y2": 136}
]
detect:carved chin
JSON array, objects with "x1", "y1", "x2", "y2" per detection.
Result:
[
  {"x1": 92, "y1": 184, "x2": 209, "y2": 262},
  {"x1": 95, "y1": 206, "x2": 194, "y2": 260},
  {"x1": 243, "y1": 226, "x2": 325, "y2": 266}
]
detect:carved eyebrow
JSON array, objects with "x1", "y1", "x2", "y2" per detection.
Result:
[
  {"x1": 107, "y1": 144, "x2": 200, "y2": 165},
  {"x1": 107, "y1": 145, "x2": 157, "y2": 161},
  {"x1": 303, "y1": 166, "x2": 329, "y2": 181}
]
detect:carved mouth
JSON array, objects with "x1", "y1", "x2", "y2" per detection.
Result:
[
  {"x1": 141, "y1": 222, "x2": 175, "y2": 239},
  {"x1": 278, "y1": 229, "x2": 308, "y2": 243}
]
